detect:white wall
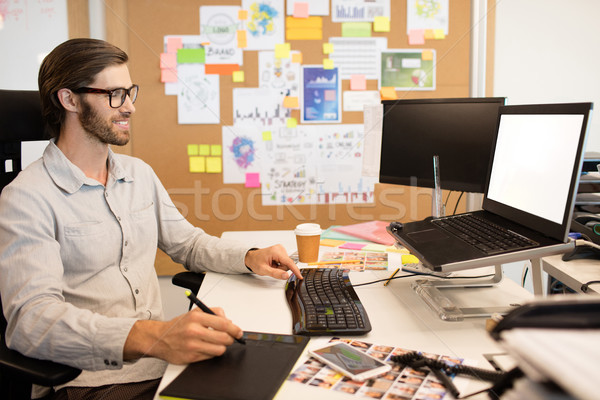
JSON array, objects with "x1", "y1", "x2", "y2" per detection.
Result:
[{"x1": 493, "y1": 0, "x2": 600, "y2": 152}]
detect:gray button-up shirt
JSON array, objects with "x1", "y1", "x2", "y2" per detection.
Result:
[{"x1": 0, "y1": 140, "x2": 250, "y2": 393}]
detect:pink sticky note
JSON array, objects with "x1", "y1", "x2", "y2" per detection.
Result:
[
  {"x1": 245, "y1": 172, "x2": 260, "y2": 188},
  {"x1": 408, "y1": 29, "x2": 425, "y2": 45},
  {"x1": 160, "y1": 53, "x2": 177, "y2": 70},
  {"x1": 339, "y1": 242, "x2": 366, "y2": 250},
  {"x1": 167, "y1": 37, "x2": 183, "y2": 53},
  {"x1": 350, "y1": 74, "x2": 366, "y2": 90},
  {"x1": 160, "y1": 68, "x2": 178, "y2": 83},
  {"x1": 324, "y1": 89, "x2": 336, "y2": 101},
  {"x1": 293, "y1": 2, "x2": 309, "y2": 18}
]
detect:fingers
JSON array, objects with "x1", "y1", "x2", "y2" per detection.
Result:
[{"x1": 246, "y1": 245, "x2": 303, "y2": 280}]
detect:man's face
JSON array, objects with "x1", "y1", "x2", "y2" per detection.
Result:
[{"x1": 77, "y1": 64, "x2": 136, "y2": 146}]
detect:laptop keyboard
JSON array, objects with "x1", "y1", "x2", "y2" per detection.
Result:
[
  {"x1": 285, "y1": 268, "x2": 372, "y2": 336},
  {"x1": 432, "y1": 213, "x2": 538, "y2": 255}
]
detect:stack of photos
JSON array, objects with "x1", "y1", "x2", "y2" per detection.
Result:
[
  {"x1": 319, "y1": 251, "x2": 389, "y2": 271},
  {"x1": 288, "y1": 338, "x2": 464, "y2": 400}
]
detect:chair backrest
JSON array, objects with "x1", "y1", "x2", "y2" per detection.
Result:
[{"x1": 0, "y1": 89, "x2": 51, "y2": 191}]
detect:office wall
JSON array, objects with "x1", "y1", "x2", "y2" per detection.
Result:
[{"x1": 493, "y1": 0, "x2": 600, "y2": 152}]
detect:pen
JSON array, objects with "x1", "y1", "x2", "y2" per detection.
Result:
[
  {"x1": 383, "y1": 267, "x2": 400, "y2": 286},
  {"x1": 307, "y1": 260, "x2": 363, "y2": 266},
  {"x1": 184, "y1": 290, "x2": 246, "y2": 345}
]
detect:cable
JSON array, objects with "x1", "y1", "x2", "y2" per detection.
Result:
[
  {"x1": 452, "y1": 191, "x2": 465, "y2": 215},
  {"x1": 575, "y1": 239, "x2": 600, "y2": 251},
  {"x1": 353, "y1": 272, "x2": 496, "y2": 287},
  {"x1": 581, "y1": 280, "x2": 600, "y2": 293}
]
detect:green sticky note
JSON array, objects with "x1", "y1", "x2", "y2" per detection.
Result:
[
  {"x1": 210, "y1": 144, "x2": 222, "y2": 156},
  {"x1": 177, "y1": 48, "x2": 205, "y2": 64},
  {"x1": 206, "y1": 157, "x2": 222, "y2": 173},
  {"x1": 341, "y1": 22, "x2": 372, "y2": 37},
  {"x1": 187, "y1": 144, "x2": 199, "y2": 156},
  {"x1": 198, "y1": 144, "x2": 210, "y2": 156},
  {"x1": 286, "y1": 118, "x2": 297, "y2": 128}
]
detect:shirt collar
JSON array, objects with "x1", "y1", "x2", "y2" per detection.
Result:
[{"x1": 43, "y1": 139, "x2": 134, "y2": 194}]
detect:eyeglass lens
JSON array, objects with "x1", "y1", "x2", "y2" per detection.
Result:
[{"x1": 110, "y1": 85, "x2": 139, "y2": 108}]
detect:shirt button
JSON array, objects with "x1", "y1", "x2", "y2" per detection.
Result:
[
  {"x1": 117, "y1": 216, "x2": 121, "y2": 221},
  {"x1": 135, "y1": 289, "x2": 139, "y2": 294},
  {"x1": 105, "y1": 192, "x2": 108, "y2": 198},
  {"x1": 111, "y1": 361, "x2": 118, "y2": 366},
  {"x1": 104, "y1": 359, "x2": 110, "y2": 365},
  {"x1": 124, "y1": 240, "x2": 128, "y2": 246},
  {"x1": 123, "y1": 267, "x2": 128, "y2": 272}
]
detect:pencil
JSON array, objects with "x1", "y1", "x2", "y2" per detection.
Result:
[
  {"x1": 307, "y1": 260, "x2": 363, "y2": 266},
  {"x1": 185, "y1": 290, "x2": 246, "y2": 345},
  {"x1": 383, "y1": 268, "x2": 400, "y2": 286}
]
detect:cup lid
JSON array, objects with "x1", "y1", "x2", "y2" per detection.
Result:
[{"x1": 294, "y1": 223, "x2": 322, "y2": 236}]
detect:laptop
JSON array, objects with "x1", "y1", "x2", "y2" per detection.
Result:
[{"x1": 388, "y1": 102, "x2": 593, "y2": 272}]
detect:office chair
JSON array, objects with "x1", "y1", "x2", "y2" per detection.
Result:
[
  {"x1": 0, "y1": 89, "x2": 81, "y2": 399},
  {"x1": 172, "y1": 271, "x2": 206, "y2": 310}
]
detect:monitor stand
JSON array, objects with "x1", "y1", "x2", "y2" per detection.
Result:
[{"x1": 410, "y1": 263, "x2": 525, "y2": 321}]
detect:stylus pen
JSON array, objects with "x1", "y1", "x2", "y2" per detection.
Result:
[
  {"x1": 184, "y1": 290, "x2": 246, "y2": 345},
  {"x1": 383, "y1": 268, "x2": 400, "y2": 286},
  {"x1": 431, "y1": 368, "x2": 460, "y2": 398}
]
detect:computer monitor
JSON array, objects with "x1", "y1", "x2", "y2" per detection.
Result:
[{"x1": 379, "y1": 97, "x2": 506, "y2": 193}]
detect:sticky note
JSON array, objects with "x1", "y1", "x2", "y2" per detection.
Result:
[
  {"x1": 362, "y1": 244, "x2": 388, "y2": 252},
  {"x1": 275, "y1": 43, "x2": 291, "y2": 59},
  {"x1": 340, "y1": 242, "x2": 366, "y2": 250},
  {"x1": 386, "y1": 246, "x2": 410, "y2": 254},
  {"x1": 341, "y1": 22, "x2": 372, "y2": 37},
  {"x1": 380, "y1": 87, "x2": 398, "y2": 100},
  {"x1": 424, "y1": 29, "x2": 435, "y2": 39},
  {"x1": 402, "y1": 254, "x2": 420, "y2": 264},
  {"x1": 160, "y1": 53, "x2": 177, "y2": 70},
  {"x1": 205, "y1": 64, "x2": 239, "y2": 75},
  {"x1": 286, "y1": 117, "x2": 297, "y2": 128},
  {"x1": 232, "y1": 70, "x2": 245, "y2": 82},
  {"x1": 206, "y1": 157, "x2": 222, "y2": 173},
  {"x1": 245, "y1": 172, "x2": 260, "y2": 188},
  {"x1": 350, "y1": 74, "x2": 366, "y2": 91},
  {"x1": 408, "y1": 29, "x2": 425, "y2": 45},
  {"x1": 262, "y1": 131, "x2": 272, "y2": 141},
  {"x1": 198, "y1": 144, "x2": 210, "y2": 156},
  {"x1": 187, "y1": 144, "x2": 199, "y2": 156},
  {"x1": 434, "y1": 29, "x2": 445, "y2": 39},
  {"x1": 373, "y1": 16, "x2": 390, "y2": 32},
  {"x1": 322, "y1": 43, "x2": 334, "y2": 54},
  {"x1": 210, "y1": 144, "x2": 222, "y2": 156},
  {"x1": 283, "y1": 96, "x2": 299, "y2": 108},
  {"x1": 177, "y1": 48, "x2": 205, "y2": 64},
  {"x1": 237, "y1": 30, "x2": 247, "y2": 48},
  {"x1": 160, "y1": 68, "x2": 177, "y2": 83},
  {"x1": 291, "y1": 52, "x2": 303, "y2": 64},
  {"x1": 422, "y1": 50, "x2": 434, "y2": 61},
  {"x1": 189, "y1": 156, "x2": 205, "y2": 173},
  {"x1": 324, "y1": 90, "x2": 336, "y2": 101},
  {"x1": 286, "y1": 16, "x2": 323, "y2": 40},
  {"x1": 320, "y1": 239, "x2": 346, "y2": 247},
  {"x1": 238, "y1": 10, "x2": 248, "y2": 20},
  {"x1": 323, "y1": 58, "x2": 334, "y2": 69},
  {"x1": 167, "y1": 37, "x2": 183, "y2": 53},
  {"x1": 293, "y1": 2, "x2": 309, "y2": 18}
]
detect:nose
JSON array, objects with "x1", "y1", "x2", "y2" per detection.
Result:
[{"x1": 119, "y1": 94, "x2": 136, "y2": 114}]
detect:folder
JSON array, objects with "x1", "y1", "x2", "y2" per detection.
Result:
[
  {"x1": 159, "y1": 332, "x2": 309, "y2": 400},
  {"x1": 333, "y1": 220, "x2": 395, "y2": 245}
]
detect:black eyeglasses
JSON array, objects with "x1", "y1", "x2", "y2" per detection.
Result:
[{"x1": 73, "y1": 84, "x2": 139, "y2": 108}]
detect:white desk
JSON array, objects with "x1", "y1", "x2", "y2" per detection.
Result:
[
  {"x1": 542, "y1": 254, "x2": 600, "y2": 294},
  {"x1": 155, "y1": 230, "x2": 533, "y2": 400}
]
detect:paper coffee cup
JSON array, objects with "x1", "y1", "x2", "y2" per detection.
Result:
[{"x1": 295, "y1": 223, "x2": 322, "y2": 263}]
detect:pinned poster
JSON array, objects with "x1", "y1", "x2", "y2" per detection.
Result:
[
  {"x1": 380, "y1": 49, "x2": 436, "y2": 90},
  {"x1": 242, "y1": 0, "x2": 285, "y2": 50},
  {"x1": 407, "y1": 0, "x2": 449, "y2": 35}
]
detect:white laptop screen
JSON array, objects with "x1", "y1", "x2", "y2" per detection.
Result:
[{"x1": 487, "y1": 114, "x2": 584, "y2": 224}]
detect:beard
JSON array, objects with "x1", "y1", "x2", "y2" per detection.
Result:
[{"x1": 78, "y1": 98, "x2": 130, "y2": 146}]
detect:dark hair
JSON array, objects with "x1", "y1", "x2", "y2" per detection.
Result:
[{"x1": 38, "y1": 38, "x2": 128, "y2": 139}]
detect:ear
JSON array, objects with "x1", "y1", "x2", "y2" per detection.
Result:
[{"x1": 56, "y1": 88, "x2": 79, "y2": 113}]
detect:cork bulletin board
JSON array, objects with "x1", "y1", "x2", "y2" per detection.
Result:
[{"x1": 116, "y1": 0, "x2": 487, "y2": 274}]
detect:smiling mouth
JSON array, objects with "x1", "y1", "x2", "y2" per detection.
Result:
[{"x1": 113, "y1": 120, "x2": 129, "y2": 128}]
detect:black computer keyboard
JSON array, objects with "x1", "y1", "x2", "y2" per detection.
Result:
[
  {"x1": 432, "y1": 213, "x2": 538, "y2": 255},
  {"x1": 285, "y1": 268, "x2": 371, "y2": 336}
]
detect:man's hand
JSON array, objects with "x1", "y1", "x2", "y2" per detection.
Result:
[
  {"x1": 244, "y1": 244, "x2": 302, "y2": 280},
  {"x1": 124, "y1": 307, "x2": 243, "y2": 365}
]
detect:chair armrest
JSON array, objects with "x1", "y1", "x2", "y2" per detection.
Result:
[{"x1": 171, "y1": 271, "x2": 206, "y2": 294}]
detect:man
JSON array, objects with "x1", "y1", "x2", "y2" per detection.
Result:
[{"x1": 0, "y1": 38, "x2": 302, "y2": 399}]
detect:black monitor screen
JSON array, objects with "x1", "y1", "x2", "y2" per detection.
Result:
[{"x1": 379, "y1": 97, "x2": 506, "y2": 193}]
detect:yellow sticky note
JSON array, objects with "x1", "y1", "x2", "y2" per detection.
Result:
[
  {"x1": 275, "y1": 43, "x2": 291, "y2": 59},
  {"x1": 434, "y1": 29, "x2": 445, "y2": 39},
  {"x1": 283, "y1": 96, "x2": 299, "y2": 108},
  {"x1": 424, "y1": 29, "x2": 435, "y2": 39},
  {"x1": 386, "y1": 246, "x2": 410, "y2": 254},
  {"x1": 373, "y1": 16, "x2": 390, "y2": 32},
  {"x1": 286, "y1": 117, "x2": 297, "y2": 128},
  {"x1": 198, "y1": 144, "x2": 210, "y2": 156},
  {"x1": 206, "y1": 157, "x2": 222, "y2": 173},
  {"x1": 291, "y1": 52, "x2": 303, "y2": 64},
  {"x1": 189, "y1": 156, "x2": 205, "y2": 173},
  {"x1": 320, "y1": 239, "x2": 346, "y2": 247},
  {"x1": 187, "y1": 144, "x2": 199, "y2": 156},
  {"x1": 232, "y1": 70, "x2": 245, "y2": 82},
  {"x1": 210, "y1": 144, "x2": 222, "y2": 156},
  {"x1": 422, "y1": 50, "x2": 434, "y2": 61},
  {"x1": 237, "y1": 30, "x2": 247, "y2": 48},
  {"x1": 238, "y1": 10, "x2": 248, "y2": 20},
  {"x1": 322, "y1": 43, "x2": 334, "y2": 54},
  {"x1": 380, "y1": 87, "x2": 397, "y2": 100},
  {"x1": 323, "y1": 58, "x2": 334, "y2": 69},
  {"x1": 402, "y1": 254, "x2": 420, "y2": 264},
  {"x1": 362, "y1": 243, "x2": 388, "y2": 252},
  {"x1": 262, "y1": 131, "x2": 272, "y2": 141}
]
